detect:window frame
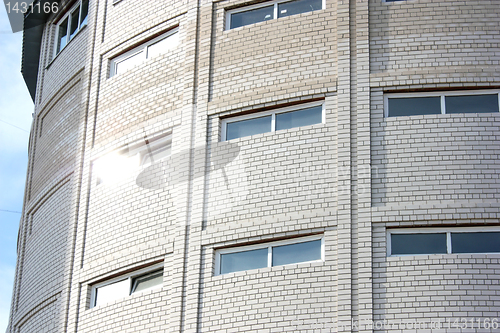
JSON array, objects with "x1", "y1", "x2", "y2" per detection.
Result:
[
  {"x1": 384, "y1": 89, "x2": 500, "y2": 118},
  {"x1": 109, "y1": 28, "x2": 179, "y2": 78},
  {"x1": 220, "y1": 101, "x2": 325, "y2": 141},
  {"x1": 225, "y1": 0, "x2": 326, "y2": 30},
  {"x1": 90, "y1": 263, "x2": 164, "y2": 308},
  {"x1": 387, "y1": 227, "x2": 500, "y2": 257},
  {"x1": 53, "y1": 0, "x2": 89, "y2": 57},
  {"x1": 214, "y1": 234, "x2": 325, "y2": 275}
]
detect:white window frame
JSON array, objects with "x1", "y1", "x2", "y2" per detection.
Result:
[
  {"x1": 90, "y1": 263, "x2": 164, "y2": 308},
  {"x1": 109, "y1": 28, "x2": 179, "y2": 77},
  {"x1": 221, "y1": 101, "x2": 325, "y2": 141},
  {"x1": 53, "y1": 0, "x2": 89, "y2": 57},
  {"x1": 384, "y1": 89, "x2": 500, "y2": 118},
  {"x1": 215, "y1": 234, "x2": 324, "y2": 275},
  {"x1": 387, "y1": 227, "x2": 500, "y2": 257},
  {"x1": 225, "y1": 0, "x2": 326, "y2": 30}
]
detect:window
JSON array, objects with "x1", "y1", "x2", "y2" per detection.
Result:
[
  {"x1": 221, "y1": 101, "x2": 324, "y2": 141},
  {"x1": 387, "y1": 227, "x2": 500, "y2": 256},
  {"x1": 93, "y1": 133, "x2": 171, "y2": 184},
  {"x1": 385, "y1": 90, "x2": 500, "y2": 117},
  {"x1": 215, "y1": 235, "x2": 324, "y2": 275},
  {"x1": 226, "y1": 0, "x2": 324, "y2": 30},
  {"x1": 55, "y1": 0, "x2": 89, "y2": 55},
  {"x1": 109, "y1": 28, "x2": 179, "y2": 77},
  {"x1": 91, "y1": 264, "x2": 163, "y2": 308}
]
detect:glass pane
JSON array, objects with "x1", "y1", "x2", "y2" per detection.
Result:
[
  {"x1": 388, "y1": 97, "x2": 441, "y2": 117},
  {"x1": 80, "y1": 0, "x2": 89, "y2": 27},
  {"x1": 230, "y1": 5, "x2": 274, "y2": 29},
  {"x1": 94, "y1": 279, "x2": 129, "y2": 307},
  {"x1": 275, "y1": 105, "x2": 322, "y2": 131},
  {"x1": 114, "y1": 51, "x2": 144, "y2": 75},
  {"x1": 69, "y1": 7, "x2": 80, "y2": 39},
  {"x1": 226, "y1": 115, "x2": 272, "y2": 140},
  {"x1": 445, "y1": 94, "x2": 499, "y2": 114},
  {"x1": 147, "y1": 32, "x2": 179, "y2": 59},
  {"x1": 57, "y1": 18, "x2": 68, "y2": 53},
  {"x1": 131, "y1": 270, "x2": 163, "y2": 293},
  {"x1": 272, "y1": 239, "x2": 321, "y2": 266},
  {"x1": 391, "y1": 233, "x2": 447, "y2": 255},
  {"x1": 451, "y1": 232, "x2": 500, "y2": 253},
  {"x1": 278, "y1": 0, "x2": 323, "y2": 18},
  {"x1": 220, "y1": 248, "x2": 268, "y2": 274}
]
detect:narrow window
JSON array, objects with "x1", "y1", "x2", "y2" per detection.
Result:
[
  {"x1": 80, "y1": 0, "x2": 89, "y2": 27},
  {"x1": 230, "y1": 5, "x2": 274, "y2": 29},
  {"x1": 272, "y1": 239, "x2": 321, "y2": 266},
  {"x1": 222, "y1": 101, "x2": 324, "y2": 141},
  {"x1": 278, "y1": 0, "x2": 322, "y2": 18},
  {"x1": 390, "y1": 233, "x2": 447, "y2": 255},
  {"x1": 227, "y1": 0, "x2": 324, "y2": 30},
  {"x1": 216, "y1": 235, "x2": 323, "y2": 275},
  {"x1": 445, "y1": 94, "x2": 499, "y2": 114},
  {"x1": 451, "y1": 232, "x2": 500, "y2": 254},
  {"x1": 387, "y1": 96, "x2": 441, "y2": 117},
  {"x1": 131, "y1": 270, "x2": 163, "y2": 294},
  {"x1": 57, "y1": 17, "x2": 68, "y2": 54},
  {"x1": 275, "y1": 105, "x2": 322, "y2": 131},
  {"x1": 94, "y1": 279, "x2": 129, "y2": 307},
  {"x1": 226, "y1": 116, "x2": 272, "y2": 141},
  {"x1": 91, "y1": 265, "x2": 163, "y2": 308},
  {"x1": 220, "y1": 248, "x2": 268, "y2": 274},
  {"x1": 109, "y1": 29, "x2": 179, "y2": 77},
  {"x1": 69, "y1": 6, "x2": 80, "y2": 39}
]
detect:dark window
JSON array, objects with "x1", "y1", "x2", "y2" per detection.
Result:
[
  {"x1": 451, "y1": 232, "x2": 500, "y2": 253},
  {"x1": 445, "y1": 94, "x2": 499, "y2": 114},
  {"x1": 388, "y1": 97, "x2": 441, "y2": 117},
  {"x1": 391, "y1": 233, "x2": 447, "y2": 255}
]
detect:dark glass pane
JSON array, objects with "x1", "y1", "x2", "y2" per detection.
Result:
[
  {"x1": 272, "y1": 239, "x2": 321, "y2": 266},
  {"x1": 226, "y1": 115, "x2": 272, "y2": 140},
  {"x1": 278, "y1": 0, "x2": 323, "y2": 18},
  {"x1": 230, "y1": 5, "x2": 274, "y2": 29},
  {"x1": 388, "y1": 97, "x2": 441, "y2": 117},
  {"x1": 69, "y1": 7, "x2": 80, "y2": 39},
  {"x1": 220, "y1": 248, "x2": 268, "y2": 274},
  {"x1": 57, "y1": 18, "x2": 68, "y2": 53},
  {"x1": 391, "y1": 233, "x2": 447, "y2": 255},
  {"x1": 445, "y1": 94, "x2": 499, "y2": 114},
  {"x1": 451, "y1": 232, "x2": 500, "y2": 253},
  {"x1": 80, "y1": 0, "x2": 89, "y2": 27},
  {"x1": 276, "y1": 105, "x2": 322, "y2": 131}
]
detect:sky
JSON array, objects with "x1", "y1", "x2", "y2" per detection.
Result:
[{"x1": 0, "y1": 5, "x2": 34, "y2": 333}]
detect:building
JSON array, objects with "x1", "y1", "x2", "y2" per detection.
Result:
[{"x1": 7, "y1": 0, "x2": 500, "y2": 332}]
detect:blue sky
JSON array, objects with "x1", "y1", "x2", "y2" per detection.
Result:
[{"x1": 0, "y1": 6, "x2": 34, "y2": 332}]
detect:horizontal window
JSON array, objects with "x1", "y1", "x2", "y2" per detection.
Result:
[
  {"x1": 109, "y1": 28, "x2": 179, "y2": 77},
  {"x1": 91, "y1": 264, "x2": 163, "y2": 308},
  {"x1": 54, "y1": 0, "x2": 89, "y2": 55},
  {"x1": 388, "y1": 227, "x2": 500, "y2": 256},
  {"x1": 385, "y1": 90, "x2": 500, "y2": 117},
  {"x1": 221, "y1": 101, "x2": 324, "y2": 141},
  {"x1": 226, "y1": 0, "x2": 324, "y2": 30},
  {"x1": 215, "y1": 235, "x2": 324, "y2": 275},
  {"x1": 93, "y1": 133, "x2": 171, "y2": 184}
]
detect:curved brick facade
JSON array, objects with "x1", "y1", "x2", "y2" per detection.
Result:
[{"x1": 7, "y1": 0, "x2": 500, "y2": 332}]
